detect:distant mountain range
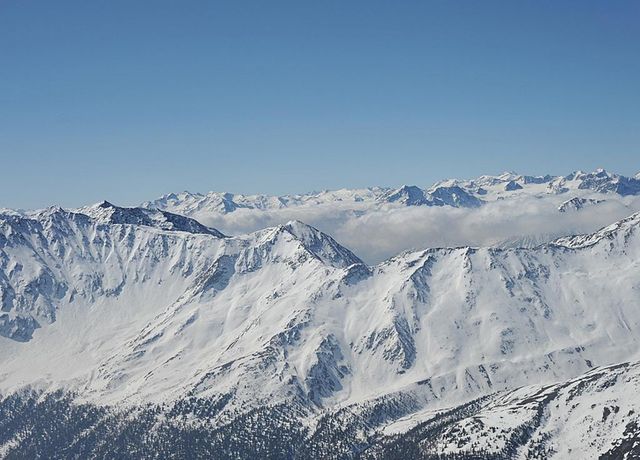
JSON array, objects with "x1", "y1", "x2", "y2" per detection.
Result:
[
  {"x1": 1, "y1": 170, "x2": 640, "y2": 458},
  {"x1": 141, "y1": 169, "x2": 640, "y2": 217}
]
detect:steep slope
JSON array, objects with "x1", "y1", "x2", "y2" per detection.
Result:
[
  {"x1": 1, "y1": 205, "x2": 640, "y2": 404},
  {"x1": 557, "y1": 196, "x2": 605, "y2": 212},
  {"x1": 1, "y1": 207, "x2": 640, "y2": 457},
  {"x1": 427, "y1": 185, "x2": 483, "y2": 208},
  {"x1": 79, "y1": 200, "x2": 226, "y2": 237},
  {"x1": 1, "y1": 360, "x2": 639, "y2": 458},
  {"x1": 367, "y1": 361, "x2": 640, "y2": 459},
  {"x1": 0, "y1": 206, "x2": 366, "y2": 412},
  {"x1": 382, "y1": 185, "x2": 432, "y2": 206},
  {"x1": 0, "y1": 204, "x2": 226, "y2": 342}
]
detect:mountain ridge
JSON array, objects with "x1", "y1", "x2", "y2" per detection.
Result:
[
  {"x1": 141, "y1": 168, "x2": 640, "y2": 216},
  {"x1": 1, "y1": 200, "x2": 640, "y2": 458}
]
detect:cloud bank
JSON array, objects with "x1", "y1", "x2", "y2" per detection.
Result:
[{"x1": 192, "y1": 195, "x2": 640, "y2": 265}]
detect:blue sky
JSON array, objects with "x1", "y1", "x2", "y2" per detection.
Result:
[{"x1": 1, "y1": 1, "x2": 639, "y2": 209}]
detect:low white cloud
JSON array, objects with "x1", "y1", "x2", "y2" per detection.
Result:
[{"x1": 193, "y1": 195, "x2": 640, "y2": 265}]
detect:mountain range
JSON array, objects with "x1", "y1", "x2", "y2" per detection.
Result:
[
  {"x1": 142, "y1": 168, "x2": 640, "y2": 217},
  {"x1": 1, "y1": 171, "x2": 640, "y2": 458}
]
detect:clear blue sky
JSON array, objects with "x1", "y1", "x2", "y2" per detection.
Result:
[{"x1": 1, "y1": 1, "x2": 639, "y2": 209}]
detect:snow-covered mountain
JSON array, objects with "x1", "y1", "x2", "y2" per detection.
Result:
[
  {"x1": 1, "y1": 198, "x2": 640, "y2": 457},
  {"x1": 136, "y1": 168, "x2": 640, "y2": 266},
  {"x1": 557, "y1": 196, "x2": 605, "y2": 213},
  {"x1": 142, "y1": 169, "x2": 640, "y2": 218},
  {"x1": 370, "y1": 361, "x2": 640, "y2": 458}
]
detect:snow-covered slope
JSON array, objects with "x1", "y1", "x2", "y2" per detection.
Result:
[
  {"x1": 558, "y1": 196, "x2": 605, "y2": 212},
  {"x1": 370, "y1": 361, "x2": 640, "y2": 458},
  {"x1": 79, "y1": 200, "x2": 226, "y2": 237},
  {"x1": 1, "y1": 203, "x2": 640, "y2": 457}
]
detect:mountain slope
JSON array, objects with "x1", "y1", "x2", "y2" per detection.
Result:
[
  {"x1": 557, "y1": 196, "x2": 605, "y2": 212},
  {"x1": 1, "y1": 360, "x2": 639, "y2": 458},
  {"x1": 1, "y1": 205, "x2": 640, "y2": 457},
  {"x1": 366, "y1": 361, "x2": 640, "y2": 459}
]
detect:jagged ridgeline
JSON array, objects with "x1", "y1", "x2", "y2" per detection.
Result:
[
  {"x1": 141, "y1": 168, "x2": 640, "y2": 217},
  {"x1": 1, "y1": 200, "x2": 640, "y2": 458}
]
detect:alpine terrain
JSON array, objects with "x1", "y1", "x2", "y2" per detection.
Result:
[
  {"x1": 1, "y1": 173, "x2": 640, "y2": 458},
  {"x1": 142, "y1": 168, "x2": 640, "y2": 218}
]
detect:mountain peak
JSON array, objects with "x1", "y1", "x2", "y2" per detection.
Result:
[
  {"x1": 383, "y1": 185, "x2": 429, "y2": 206},
  {"x1": 282, "y1": 219, "x2": 311, "y2": 232},
  {"x1": 430, "y1": 185, "x2": 483, "y2": 207},
  {"x1": 28, "y1": 205, "x2": 75, "y2": 222},
  {"x1": 97, "y1": 200, "x2": 115, "y2": 209},
  {"x1": 558, "y1": 197, "x2": 604, "y2": 213},
  {"x1": 269, "y1": 220, "x2": 363, "y2": 268},
  {"x1": 81, "y1": 201, "x2": 225, "y2": 237},
  {"x1": 552, "y1": 211, "x2": 640, "y2": 249}
]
